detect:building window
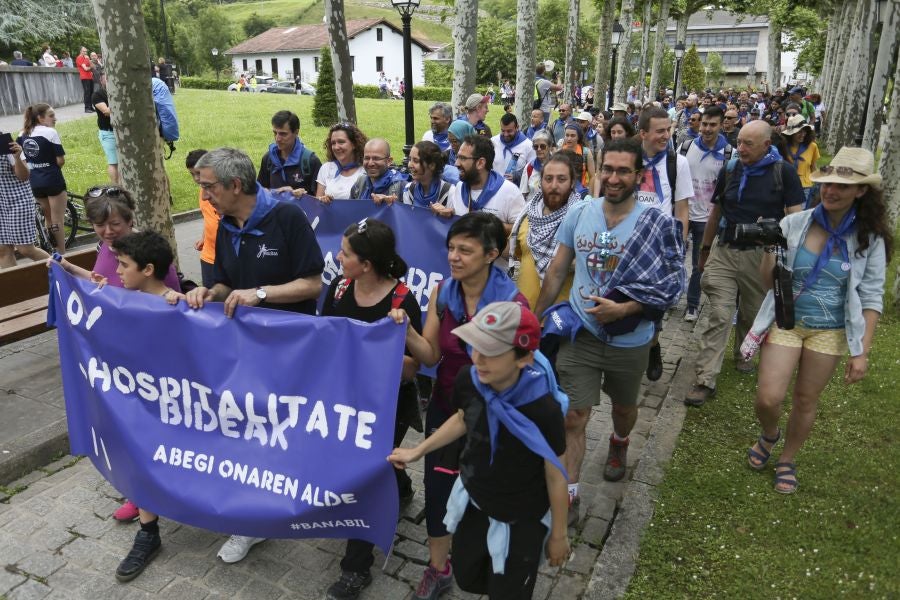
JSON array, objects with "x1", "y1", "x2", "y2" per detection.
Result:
[
  {"x1": 376, "y1": 56, "x2": 383, "y2": 72},
  {"x1": 697, "y1": 51, "x2": 757, "y2": 67},
  {"x1": 242, "y1": 59, "x2": 248, "y2": 71},
  {"x1": 665, "y1": 31, "x2": 759, "y2": 48},
  {"x1": 351, "y1": 56, "x2": 355, "y2": 71},
  {"x1": 255, "y1": 59, "x2": 263, "y2": 74},
  {"x1": 271, "y1": 58, "x2": 278, "y2": 77},
  {"x1": 376, "y1": 28, "x2": 383, "y2": 41},
  {"x1": 314, "y1": 56, "x2": 319, "y2": 72}
]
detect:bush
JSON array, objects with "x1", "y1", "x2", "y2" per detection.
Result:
[
  {"x1": 424, "y1": 62, "x2": 453, "y2": 87},
  {"x1": 181, "y1": 76, "x2": 227, "y2": 90},
  {"x1": 352, "y1": 85, "x2": 451, "y2": 101},
  {"x1": 313, "y1": 47, "x2": 339, "y2": 126}
]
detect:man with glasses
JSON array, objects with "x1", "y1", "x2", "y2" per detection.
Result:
[
  {"x1": 673, "y1": 94, "x2": 699, "y2": 145},
  {"x1": 535, "y1": 138, "x2": 684, "y2": 521},
  {"x1": 258, "y1": 110, "x2": 321, "y2": 198},
  {"x1": 349, "y1": 138, "x2": 408, "y2": 202},
  {"x1": 685, "y1": 121, "x2": 804, "y2": 406},
  {"x1": 422, "y1": 102, "x2": 453, "y2": 154},
  {"x1": 550, "y1": 103, "x2": 574, "y2": 146},
  {"x1": 677, "y1": 111, "x2": 701, "y2": 146},
  {"x1": 722, "y1": 109, "x2": 740, "y2": 147}
]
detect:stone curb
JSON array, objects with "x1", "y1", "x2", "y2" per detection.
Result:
[{"x1": 0, "y1": 416, "x2": 69, "y2": 487}]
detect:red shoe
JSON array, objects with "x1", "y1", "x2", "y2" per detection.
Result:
[{"x1": 113, "y1": 500, "x2": 139, "y2": 522}]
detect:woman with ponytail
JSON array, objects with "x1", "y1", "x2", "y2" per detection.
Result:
[{"x1": 19, "y1": 103, "x2": 68, "y2": 253}]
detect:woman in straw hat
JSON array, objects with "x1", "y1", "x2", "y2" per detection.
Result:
[
  {"x1": 741, "y1": 146, "x2": 892, "y2": 494},
  {"x1": 781, "y1": 115, "x2": 820, "y2": 208}
]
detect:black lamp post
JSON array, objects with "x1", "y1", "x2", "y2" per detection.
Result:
[
  {"x1": 392, "y1": 0, "x2": 420, "y2": 170},
  {"x1": 673, "y1": 41, "x2": 685, "y2": 97},
  {"x1": 608, "y1": 21, "x2": 624, "y2": 110},
  {"x1": 211, "y1": 48, "x2": 220, "y2": 82}
]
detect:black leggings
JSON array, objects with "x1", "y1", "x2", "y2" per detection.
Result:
[
  {"x1": 453, "y1": 504, "x2": 547, "y2": 599},
  {"x1": 81, "y1": 79, "x2": 94, "y2": 110}
]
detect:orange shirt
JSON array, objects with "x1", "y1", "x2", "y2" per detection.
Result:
[{"x1": 199, "y1": 189, "x2": 219, "y2": 264}]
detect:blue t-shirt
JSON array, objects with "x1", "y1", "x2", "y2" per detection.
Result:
[
  {"x1": 18, "y1": 125, "x2": 66, "y2": 189},
  {"x1": 792, "y1": 245, "x2": 848, "y2": 329},
  {"x1": 555, "y1": 198, "x2": 654, "y2": 347}
]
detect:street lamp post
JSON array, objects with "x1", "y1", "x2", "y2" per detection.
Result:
[
  {"x1": 391, "y1": 0, "x2": 420, "y2": 170},
  {"x1": 211, "y1": 48, "x2": 220, "y2": 82},
  {"x1": 673, "y1": 41, "x2": 685, "y2": 97},
  {"x1": 608, "y1": 21, "x2": 624, "y2": 110}
]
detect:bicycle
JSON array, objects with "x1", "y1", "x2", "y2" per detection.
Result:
[{"x1": 33, "y1": 192, "x2": 90, "y2": 253}]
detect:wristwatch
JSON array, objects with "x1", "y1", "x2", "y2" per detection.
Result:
[{"x1": 255, "y1": 287, "x2": 267, "y2": 301}]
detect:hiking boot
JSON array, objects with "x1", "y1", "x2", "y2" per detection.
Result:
[
  {"x1": 217, "y1": 535, "x2": 265, "y2": 563},
  {"x1": 567, "y1": 496, "x2": 580, "y2": 528},
  {"x1": 735, "y1": 358, "x2": 756, "y2": 374},
  {"x1": 684, "y1": 307, "x2": 699, "y2": 322},
  {"x1": 115, "y1": 529, "x2": 161, "y2": 582},
  {"x1": 113, "y1": 499, "x2": 139, "y2": 522},
  {"x1": 646, "y1": 343, "x2": 663, "y2": 381},
  {"x1": 604, "y1": 436, "x2": 629, "y2": 482},
  {"x1": 684, "y1": 384, "x2": 716, "y2": 407},
  {"x1": 326, "y1": 570, "x2": 373, "y2": 600},
  {"x1": 414, "y1": 562, "x2": 453, "y2": 599}
]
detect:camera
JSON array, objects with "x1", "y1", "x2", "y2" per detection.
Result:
[{"x1": 733, "y1": 218, "x2": 786, "y2": 247}]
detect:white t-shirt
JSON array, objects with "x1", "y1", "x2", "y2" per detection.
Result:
[
  {"x1": 450, "y1": 177, "x2": 524, "y2": 271},
  {"x1": 684, "y1": 139, "x2": 725, "y2": 223},
  {"x1": 636, "y1": 152, "x2": 694, "y2": 216},
  {"x1": 316, "y1": 161, "x2": 365, "y2": 200},
  {"x1": 491, "y1": 135, "x2": 536, "y2": 176}
]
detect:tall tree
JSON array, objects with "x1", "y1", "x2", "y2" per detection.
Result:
[
  {"x1": 313, "y1": 46, "x2": 339, "y2": 126},
  {"x1": 614, "y1": 0, "x2": 636, "y2": 102},
  {"x1": 563, "y1": 0, "x2": 581, "y2": 104},
  {"x1": 89, "y1": 0, "x2": 177, "y2": 260},
  {"x1": 648, "y1": 0, "x2": 671, "y2": 99},
  {"x1": 862, "y1": 0, "x2": 899, "y2": 151},
  {"x1": 197, "y1": 7, "x2": 233, "y2": 78},
  {"x1": 637, "y1": 0, "x2": 653, "y2": 101},
  {"x1": 513, "y1": 0, "x2": 538, "y2": 124},
  {"x1": 325, "y1": 0, "x2": 357, "y2": 123},
  {"x1": 243, "y1": 12, "x2": 276, "y2": 38},
  {"x1": 766, "y1": 20, "x2": 782, "y2": 87},
  {"x1": 882, "y1": 47, "x2": 900, "y2": 305},
  {"x1": 680, "y1": 44, "x2": 705, "y2": 93},
  {"x1": 0, "y1": 0, "x2": 93, "y2": 44},
  {"x1": 705, "y1": 51, "x2": 726, "y2": 88},
  {"x1": 593, "y1": 0, "x2": 615, "y2": 109},
  {"x1": 452, "y1": 0, "x2": 479, "y2": 113}
]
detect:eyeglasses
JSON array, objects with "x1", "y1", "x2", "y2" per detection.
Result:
[
  {"x1": 818, "y1": 165, "x2": 866, "y2": 177},
  {"x1": 357, "y1": 217, "x2": 368, "y2": 234},
  {"x1": 533, "y1": 144, "x2": 548, "y2": 149},
  {"x1": 786, "y1": 112, "x2": 799, "y2": 117},
  {"x1": 87, "y1": 186, "x2": 126, "y2": 198},
  {"x1": 198, "y1": 180, "x2": 222, "y2": 190},
  {"x1": 363, "y1": 155, "x2": 388, "y2": 162},
  {"x1": 600, "y1": 166, "x2": 640, "y2": 177},
  {"x1": 456, "y1": 154, "x2": 475, "y2": 162}
]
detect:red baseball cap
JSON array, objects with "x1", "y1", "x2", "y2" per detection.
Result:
[{"x1": 452, "y1": 302, "x2": 540, "y2": 357}]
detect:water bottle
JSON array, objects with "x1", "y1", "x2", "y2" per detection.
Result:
[{"x1": 505, "y1": 153, "x2": 520, "y2": 179}]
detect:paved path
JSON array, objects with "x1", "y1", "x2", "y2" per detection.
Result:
[
  {"x1": 0, "y1": 103, "x2": 91, "y2": 136},
  {"x1": 0, "y1": 223, "x2": 703, "y2": 599}
]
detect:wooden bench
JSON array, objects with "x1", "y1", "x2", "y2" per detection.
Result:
[{"x1": 0, "y1": 247, "x2": 97, "y2": 345}]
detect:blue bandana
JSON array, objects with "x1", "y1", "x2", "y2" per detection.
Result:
[
  {"x1": 790, "y1": 143, "x2": 809, "y2": 164},
  {"x1": 220, "y1": 184, "x2": 278, "y2": 255},
  {"x1": 643, "y1": 149, "x2": 667, "y2": 205},
  {"x1": 431, "y1": 130, "x2": 451, "y2": 152},
  {"x1": 268, "y1": 139, "x2": 306, "y2": 184},
  {"x1": 461, "y1": 170, "x2": 506, "y2": 212},
  {"x1": 440, "y1": 265, "x2": 520, "y2": 325},
  {"x1": 737, "y1": 149, "x2": 781, "y2": 203},
  {"x1": 803, "y1": 204, "x2": 856, "y2": 291},
  {"x1": 334, "y1": 159, "x2": 359, "y2": 172},
  {"x1": 695, "y1": 134, "x2": 727, "y2": 161},
  {"x1": 410, "y1": 178, "x2": 442, "y2": 207},
  {"x1": 499, "y1": 131, "x2": 528, "y2": 160},
  {"x1": 525, "y1": 123, "x2": 546, "y2": 139},
  {"x1": 358, "y1": 168, "x2": 408, "y2": 200}
]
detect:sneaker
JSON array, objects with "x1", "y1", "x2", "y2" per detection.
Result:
[
  {"x1": 684, "y1": 307, "x2": 699, "y2": 322},
  {"x1": 414, "y1": 562, "x2": 453, "y2": 600},
  {"x1": 115, "y1": 529, "x2": 161, "y2": 582},
  {"x1": 645, "y1": 343, "x2": 663, "y2": 381},
  {"x1": 216, "y1": 535, "x2": 265, "y2": 563},
  {"x1": 604, "y1": 436, "x2": 629, "y2": 482},
  {"x1": 684, "y1": 384, "x2": 716, "y2": 407},
  {"x1": 326, "y1": 570, "x2": 373, "y2": 600},
  {"x1": 735, "y1": 358, "x2": 756, "y2": 374},
  {"x1": 113, "y1": 499, "x2": 139, "y2": 522},
  {"x1": 567, "y1": 496, "x2": 580, "y2": 528}
]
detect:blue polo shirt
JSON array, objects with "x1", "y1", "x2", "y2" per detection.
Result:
[{"x1": 213, "y1": 194, "x2": 324, "y2": 315}]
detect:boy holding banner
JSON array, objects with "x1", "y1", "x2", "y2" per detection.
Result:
[{"x1": 388, "y1": 302, "x2": 569, "y2": 599}]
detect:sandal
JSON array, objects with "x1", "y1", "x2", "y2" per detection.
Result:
[
  {"x1": 774, "y1": 462, "x2": 799, "y2": 494},
  {"x1": 747, "y1": 428, "x2": 782, "y2": 470}
]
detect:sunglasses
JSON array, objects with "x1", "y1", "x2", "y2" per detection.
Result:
[
  {"x1": 818, "y1": 165, "x2": 867, "y2": 178},
  {"x1": 533, "y1": 144, "x2": 548, "y2": 149},
  {"x1": 87, "y1": 186, "x2": 126, "y2": 198},
  {"x1": 357, "y1": 217, "x2": 368, "y2": 234}
]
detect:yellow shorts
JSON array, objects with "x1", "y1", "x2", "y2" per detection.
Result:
[{"x1": 766, "y1": 325, "x2": 848, "y2": 356}]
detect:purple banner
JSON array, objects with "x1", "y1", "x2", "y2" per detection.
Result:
[{"x1": 48, "y1": 263, "x2": 406, "y2": 552}]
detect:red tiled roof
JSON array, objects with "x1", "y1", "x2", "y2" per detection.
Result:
[{"x1": 226, "y1": 18, "x2": 434, "y2": 55}]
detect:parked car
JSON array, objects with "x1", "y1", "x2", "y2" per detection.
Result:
[
  {"x1": 261, "y1": 80, "x2": 317, "y2": 96},
  {"x1": 298, "y1": 81, "x2": 317, "y2": 96},
  {"x1": 226, "y1": 75, "x2": 275, "y2": 92}
]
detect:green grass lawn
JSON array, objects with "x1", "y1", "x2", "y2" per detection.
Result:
[
  {"x1": 56, "y1": 89, "x2": 497, "y2": 214},
  {"x1": 625, "y1": 317, "x2": 900, "y2": 598}
]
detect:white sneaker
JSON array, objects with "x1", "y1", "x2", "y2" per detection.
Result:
[
  {"x1": 684, "y1": 308, "x2": 699, "y2": 322},
  {"x1": 217, "y1": 535, "x2": 265, "y2": 563}
]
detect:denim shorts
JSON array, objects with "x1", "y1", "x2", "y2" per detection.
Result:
[{"x1": 98, "y1": 129, "x2": 118, "y2": 165}]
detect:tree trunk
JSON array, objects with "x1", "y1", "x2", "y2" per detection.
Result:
[
  {"x1": 880, "y1": 34, "x2": 900, "y2": 230},
  {"x1": 563, "y1": 0, "x2": 581, "y2": 105},
  {"x1": 451, "y1": 0, "x2": 479, "y2": 114},
  {"x1": 637, "y1": 0, "x2": 653, "y2": 101},
  {"x1": 766, "y1": 21, "x2": 781, "y2": 88},
  {"x1": 822, "y1": 2, "x2": 854, "y2": 121},
  {"x1": 325, "y1": 0, "x2": 357, "y2": 123},
  {"x1": 90, "y1": 0, "x2": 177, "y2": 260},
  {"x1": 675, "y1": 10, "x2": 689, "y2": 50},
  {"x1": 862, "y1": 0, "x2": 899, "y2": 152},
  {"x1": 593, "y1": 0, "x2": 615, "y2": 109},
  {"x1": 817, "y1": 8, "x2": 839, "y2": 97},
  {"x1": 648, "y1": 0, "x2": 671, "y2": 100},
  {"x1": 514, "y1": 0, "x2": 538, "y2": 124},
  {"x1": 615, "y1": 0, "x2": 636, "y2": 102}
]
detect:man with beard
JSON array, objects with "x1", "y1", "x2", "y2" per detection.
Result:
[
  {"x1": 524, "y1": 108, "x2": 547, "y2": 139},
  {"x1": 535, "y1": 137, "x2": 684, "y2": 524},
  {"x1": 422, "y1": 102, "x2": 453, "y2": 154},
  {"x1": 491, "y1": 113, "x2": 535, "y2": 185},
  {"x1": 349, "y1": 138, "x2": 408, "y2": 203},
  {"x1": 257, "y1": 110, "x2": 322, "y2": 197}
]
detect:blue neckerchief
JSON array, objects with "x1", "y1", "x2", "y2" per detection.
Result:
[
  {"x1": 468, "y1": 359, "x2": 567, "y2": 478},
  {"x1": 530, "y1": 157, "x2": 543, "y2": 173},
  {"x1": 220, "y1": 183, "x2": 278, "y2": 255},
  {"x1": 685, "y1": 128, "x2": 699, "y2": 140},
  {"x1": 334, "y1": 159, "x2": 359, "y2": 173},
  {"x1": 462, "y1": 170, "x2": 506, "y2": 212},
  {"x1": 432, "y1": 130, "x2": 450, "y2": 152},
  {"x1": 695, "y1": 134, "x2": 727, "y2": 161},
  {"x1": 643, "y1": 149, "x2": 667, "y2": 205},
  {"x1": 268, "y1": 138, "x2": 305, "y2": 184},
  {"x1": 410, "y1": 177, "x2": 442, "y2": 207},
  {"x1": 525, "y1": 123, "x2": 545, "y2": 139},
  {"x1": 575, "y1": 181, "x2": 588, "y2": 196},
  {"x1": 441, "y1": 265, "x2": 520, "y2": 325},
  {"x1": 683, "y1": 107, "x2": 698, "y2": 124},
  {"x1": 803, "y1": 205, "x2": 856, "y2": 291},
  {"x1": 737, "y1": 149, "x2": 781, "y2": 203},
  {"x1": 585, "y1": 127, "x2": 597, "y2": 142},
  {"x1": 358, "y1": 168, "x2": 407, "y2": 200},
  {"x1": 790, "y1": 143, "x2": 809, "y2": 164},
  {"x1": 499, "y1": 131, "x2": 528, "y2": 159}
]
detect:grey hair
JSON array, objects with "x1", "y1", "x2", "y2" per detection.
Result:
[
  {"x1": 194, "y1": 148, "x2": 257, "y2": 194},
  {"x1": 429, "y1": 102, "x2": 453, "y2": 120},
  {"x1": 531, "y1": 130, "x2": 554, "y2": 148}
]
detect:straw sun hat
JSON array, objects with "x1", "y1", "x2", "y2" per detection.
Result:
[{"x1": 809, "y1": 147, "x2": 882, "y2": 189}]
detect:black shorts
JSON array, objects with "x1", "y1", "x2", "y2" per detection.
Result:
[{"x1": 31, "y1": 184, "x2": 66, "y2": 198}]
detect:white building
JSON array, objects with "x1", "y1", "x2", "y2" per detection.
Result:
[{"x1": 225, "y1": 18, "x2": 433, "y2": 86}]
